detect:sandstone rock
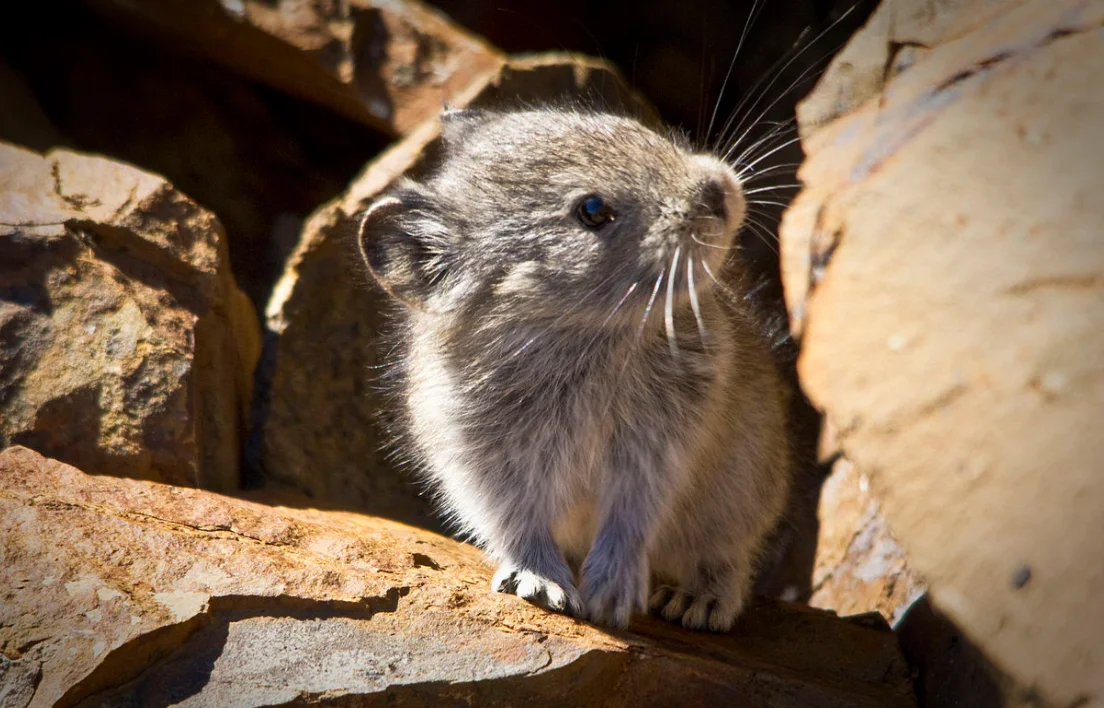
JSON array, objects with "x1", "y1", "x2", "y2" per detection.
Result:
[
  {"x1": 0, "y1": 446, "x2": 915, "y2": 707},
  {"x1": 1, "y1": 0, "x2": 392, "y2": 310},
  {"x1": 0, "y1": 144, "x2": 260, "y2": 491},
  {"x1": 86, "y1": 0, "x2": 505, "y2": 137},
  {"x1": 810, "y1": 457, "x2": 924, "y2": 624},
  {"x1": 253, "y1": 54, "x2": 654, "y2": 529},
  {"x1": 780, "y1": 0, "x2": 1104, "y2": 704}
]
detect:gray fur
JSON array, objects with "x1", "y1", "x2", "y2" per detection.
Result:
[{"x1": 357, "y1": 107, "x2": 791, "y2": 631}]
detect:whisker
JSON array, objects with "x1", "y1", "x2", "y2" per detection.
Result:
[
  {"x1": 735, "y1": 135, "x2": 804, "y2": 177},
  {"x1": 690, "y1": 232, "x2": 735, "y2": 251},
  {"x1": 664, "y1": 246, "x2": 681, "y2": 359},
  {"x1": 601, "y1": 280, "x2": 641, "y2": 328},
  {"x1": 748, "y1": 199, "x2": 793, "y2": 209},
  {"x1": 719, "y1": 5, "x2": 858, "y2": 155},
  {"x1": 705, "y1": 0, "x2": 767, "y2": 148},
  {"x1": 740, "y1": 163, "x2": 802, "y2": 182},
  {"x1": 637, "y1": 268, "x2": 667, "y2": 342},
  {"x1": 743, "y1": 183, "x2": 801, "y2": 195},
  {"x1": 687, "y1": 255, "x2": 708, "y2": 350},
  {"x1": 729, "y1": 122, "x2": 798, "y2": 172},
  {"x1": 742, "y1": 215, "x2": 780, "y2": 255}
]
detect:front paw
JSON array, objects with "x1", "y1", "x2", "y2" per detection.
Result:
[
  {"x1": 579, "y1": 557, "x2": 648, "y2": 629},
  {"x1": 492, "y1": 563, "x2": 581, "y2": 616}
]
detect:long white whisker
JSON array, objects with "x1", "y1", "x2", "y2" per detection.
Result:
[
  {"x1": 721, "y1": 4, "x2": 858, "y2": 154},
  {"x1": 601, "y1": 281, "x2": 641, "y2": 328},
  {"x1": 748, "y1": 199, "x2": 793, "y2": 209},
  {"x1": 691, "y1": 232, "x2": 734, "y2": 250},
  {"x1": 637, "y1": 268, "x2": 666, "y2": 342},
  {"x1": 664, "y1": 246, "x2": 681, "y2": 359},
  {"x1": 729, "y1": 122, "x2": 798, "y2": 171},
  {"x1": 740, "y1": 163, "x2": 802, "y2": 182},
  {"x1": 706, "y1": 0, "x2": 766, "y2": 147},
  {"x1": 743, "y1": 183, "x2": 802, "y2": 195},
  {"x1": 736, "y1": 135, "x2": 804, "y2": 176},
  {"x1": 687, "y1": 256, "x2": 708, "y2": 350}
]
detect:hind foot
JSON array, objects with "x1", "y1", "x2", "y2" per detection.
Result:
[{"x1": 648, "y1": 584, "x2": 746, "y2": 632}]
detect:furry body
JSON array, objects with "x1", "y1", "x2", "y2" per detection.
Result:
[{"x1": 358, "y1": 108, "x2": 791, "y2": 631}]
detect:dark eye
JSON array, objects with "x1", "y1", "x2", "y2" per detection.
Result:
[{"x1": 575, "y1": 194, "x2": 616, "y2": 230}]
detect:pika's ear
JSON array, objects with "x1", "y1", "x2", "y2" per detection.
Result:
[
  {"x1": 356, "y1": 189, "x2": 450, "y2": 309},
  {"x1": 440, "y1": 107, "x2": 492, "y2": 147}
]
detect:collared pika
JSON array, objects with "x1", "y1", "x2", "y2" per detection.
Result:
[{"x1": 356, "y1": 106, "x2": 791, "y2": 631}]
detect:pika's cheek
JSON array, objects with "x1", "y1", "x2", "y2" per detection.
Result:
[{"x1": 493, "y1": 261, "x2": 544, "y2": 298}]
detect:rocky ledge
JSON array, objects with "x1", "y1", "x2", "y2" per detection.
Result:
[{"x1": 0, "y1": 447, "x2": 914, "y2": 708}]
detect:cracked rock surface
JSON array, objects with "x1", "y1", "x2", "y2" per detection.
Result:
[
  {"x1": 0, "y1": 144, "x2": 259, "y2": 491},
  {"x1": 0, "y1": 446, "x2": 915, "y2": 707},
  {"x1": 780, "y1": 0, "x2": 1104, "y2": 704}
]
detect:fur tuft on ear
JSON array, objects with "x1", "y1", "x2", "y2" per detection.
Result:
[
  {"x1": 440, "y1": 107, "x2": 493, "y2": 148},
  {"x1": 356, "y1": 186, "x2": 451, "y2": 309}
]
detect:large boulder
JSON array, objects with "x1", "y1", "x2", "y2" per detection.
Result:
[
  {"x1": 252, "y1": 54, "x2": 656, "y2": 529},
  {"x1": 780, "y1": 0, "x2": 1104, "y2": 704},
  {"x1": 0, "y1": 446, "x2": 916, "y2": 707},
  {"x1": 0, "y1": 144, "x2": 259, "y2": 491}
]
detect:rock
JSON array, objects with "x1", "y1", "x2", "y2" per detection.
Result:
[
  {"x1": 0, "y1": 144, "x2": 260, "y2": 491},
  {"x1": 809, "y1": 457, "x2": 924, "y2": 624},
  {"x1": 0, "y1": 1, "x2": 391, "y2": 309},
  {"x1": 0, "y1": 446, "x2": 915, "y2": 707},
  {"x1": 85, "y1": 0, "x2": 506, "y2": 137},
  {"x1": 252, "y1": 53, "x2": 655, "y2": 529},
  {"x1": 780, "y1": 0, "x2": 1104, "y2": 704}
]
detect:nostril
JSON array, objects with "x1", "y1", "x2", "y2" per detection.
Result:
[{"x1": 699, "y1": 180, "x2": 727, "y2": 221}]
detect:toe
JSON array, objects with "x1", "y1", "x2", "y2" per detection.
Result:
[
  {"x1": 648, "y1": 586, "x2": 675, "y2": 612},
  {"x1": 681, "y1": 596, "x2": 714, "y2": 630},
  {"x1": 661, "y1": 590, "x2": 691, "y2": 622},
  {"x1": 491, "y1": 564, "x2": 519, "y2": 594}
]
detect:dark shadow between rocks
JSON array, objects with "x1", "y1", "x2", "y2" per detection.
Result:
[{"x1": 895, "y1": 595, "x2": 1004, "y2": 708}]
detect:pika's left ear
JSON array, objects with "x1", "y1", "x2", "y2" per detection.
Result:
[{"x1": 356, "y1": 186, "x2": 450, "y2": 309}]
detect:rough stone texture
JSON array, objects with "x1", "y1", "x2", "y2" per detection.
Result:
[
  {"x1": 0, "y1": 144, "x2": 260, "y2": 491},
  {"x1": 0, "y1": 446, "x2": 915, "y2": 707},
  {"x1": 86, "y1": 0, "x2": 506, "y2": 137},
  {"x1": 253, "y1": 54, "x2": 655, "y2": 529},
  {"x1": 810, "y1": 457, "x2": 925, "y2": 624},
  {"x1": 780, "y1": 0, "x2": 1104, "y2": 704},
  {"x1": 0, "y1": 0, "x2": 392, "y2": 310}
]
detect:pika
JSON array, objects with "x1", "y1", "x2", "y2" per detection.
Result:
[{"x1": 357, "y1": 106, "x2": 791, "y2": 632}]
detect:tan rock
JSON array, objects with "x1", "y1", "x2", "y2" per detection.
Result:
[
  {"x1": 780, "y1": 0, "x2": 1104, "y2": 704},
  {"x1": 86, "y1": 0, "x2": 506, "y2": 136},
  {"x1": 254, "y1": 54, "x2": 654, "y2": 529},
  {"x1": 0, "y1": 144, "x2": 260, "y2": 491},
  {"x1": 810, "y1": 457, "x2": 925, "y2": 624},
  {"x1": 0, "y1": 446, "x2": 915, "y2": 707}
]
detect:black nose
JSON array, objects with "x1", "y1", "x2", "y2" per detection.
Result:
[{"x1": 698, "y1": 180, "x2": 728, "y2": 221}]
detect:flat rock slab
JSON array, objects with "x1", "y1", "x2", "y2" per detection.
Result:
[{"x1": 0, "y1": 447, "x2": 914, "y2": 707}]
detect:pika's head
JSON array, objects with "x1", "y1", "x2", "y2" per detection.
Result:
[{"x1": 357, "y1": 108, "x2": 745, "y2": 324}]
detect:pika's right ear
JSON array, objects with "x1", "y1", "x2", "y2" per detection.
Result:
[{"x1": 356, "y1": 192, "x2": 449, "y2": 309}]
